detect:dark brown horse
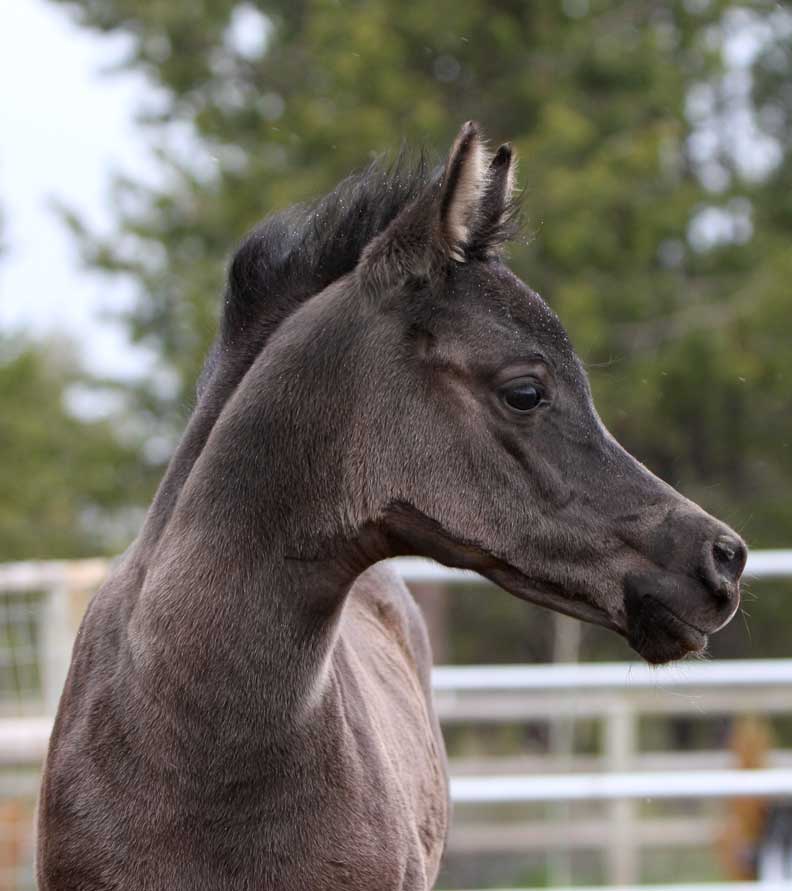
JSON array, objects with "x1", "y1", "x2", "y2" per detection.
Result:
[{"x1": 38, "y1": 123, "x2": 746, "y2": 890}]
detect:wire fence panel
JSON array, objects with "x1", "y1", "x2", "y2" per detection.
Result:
[{"x1": 0, "y1": 592, "x2": 42, "y2": 714}]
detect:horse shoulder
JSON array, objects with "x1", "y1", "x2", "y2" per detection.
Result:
[{"x1": 345, "y1": 562, "x2": 434, "y2": 685}]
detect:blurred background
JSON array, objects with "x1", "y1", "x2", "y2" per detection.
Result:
[{"x1": 1, "y1": 0, "x2": 792, "y2": 888}]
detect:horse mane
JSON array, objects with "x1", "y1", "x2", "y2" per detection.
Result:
[
  {"x1": 145, "y1": 134, "x2": 521, "y2": 553},
  {"x1": 197, "y1": 152, "x2": 432, "y2": 399},
  {"x1": 197, "y1": 146, "x2": 522, "y2": 399},
  {"x1": 146, "y1": 154, "x2": 439, "y2": 553}
]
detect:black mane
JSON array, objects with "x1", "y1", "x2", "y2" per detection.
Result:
[
  {"x1": 198, "y1": 148, "x2": 521, "y2": 399},
  {"x1": 197, "y1": 153, "x2": 433, "y2": 399},
  {"x1": 160, "y1": 154, "x2": 440, "y2": 555}
]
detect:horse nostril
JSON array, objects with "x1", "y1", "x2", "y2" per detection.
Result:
[{"x1": 712, "y1": 535, "x2": 747, "y2": 585}]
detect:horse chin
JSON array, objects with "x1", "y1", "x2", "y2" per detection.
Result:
[
  {"x1": 624, "y1": 595, "x2": 708, "y2": 664},
  {"x1": 483, "y1": 561, "x2": 715, "y2": 666},
  {"x1": 623, "y1": 572, "x2": 712, "y2": 665}
]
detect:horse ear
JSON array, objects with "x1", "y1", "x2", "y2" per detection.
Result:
[
  {"x1": 470, "y1": 143, "x2": 519, "y2": 256},
  {"x1": 437, "y1": 121, "x2": 491, "y2": 262},
  {"x1": 358, "y1": 122, "x2": 492, "y2": 291}
]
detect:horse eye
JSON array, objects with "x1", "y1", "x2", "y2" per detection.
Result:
[{"x1": 500, "y1": 380, "x2": 544, "y2": 413}]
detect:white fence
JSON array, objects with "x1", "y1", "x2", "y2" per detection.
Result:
[
  {"x1": 1, "y1": 549, "x2": 788, "y2": 712},
  {"x1": 398, "y1": 550, "x2": 792, "y2": 582},
  {"x1": 0, "y1": 555, "x2": 791, "y2": 891}
]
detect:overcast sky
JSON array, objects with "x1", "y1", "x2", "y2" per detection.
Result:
[{"x1": 0, "y1": 0, "x2": 154, "y2": 377}]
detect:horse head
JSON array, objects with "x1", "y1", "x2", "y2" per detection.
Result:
[{"x1": 232, "y1": 122, "x2": 746, "y2": 665}]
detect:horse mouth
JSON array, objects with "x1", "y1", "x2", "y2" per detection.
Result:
[
  {"x1": 622, "y1": 568, "x2": 740, "y2": 664},
  {"x1": 624, "y1": 579, "x2": 714, "y2": 665},
  {"x1": 481, "y1": 561, "x2": 724, "y2": 666},
  {"x1": 623, "y1": 593, "x2": 709, "y2": 664}
]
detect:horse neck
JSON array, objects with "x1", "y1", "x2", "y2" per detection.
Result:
[
  {"x1": 128, "y1": 328, "x2": 384, "y2": 736},
  {"x1": 135, "y1": 341, "x2": 262, "y2": 558}
]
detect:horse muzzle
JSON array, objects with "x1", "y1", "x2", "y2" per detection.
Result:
[{"x1": 623, "y1": 558, "x2": 744, "y2": 664}]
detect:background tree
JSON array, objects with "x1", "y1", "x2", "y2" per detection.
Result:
[
  {"x1": 0, "y1": 335, "x2": 154, "y2": 560},
  {"x1": 46, "y1": 0, "x2": 792, "y2": 661},
  {"x1": 10, "y1": 5, "x2": 789, "y2": 886}
]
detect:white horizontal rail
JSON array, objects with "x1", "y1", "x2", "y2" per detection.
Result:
[
  {"x1": 451, "y1": 767, "x2": 792, "y2": 803},
  {"x1": 0, "y1": 558, "x2": 109, "y2": 592},
  {"x1": 7, "y1": 660, "x2": 792, "y2": 727},
  {"x1": 468, "y1": 885, "x2": 792, "y2": 891},
  {"x1": 0, "y1": 550, "x2": 790, "y2": 594},
  {"x1": 395, "y1": 550, "x2": 792, "y2": 582},
  {"x1": 432, "y1": 658, "x2": 792, "y2": 691},
  {"x1": 9, "y1": 717, "x2": 792, "y2": 805},
  {"x1": 0, "y1": 718, "x2": 52, "y2": 765}
]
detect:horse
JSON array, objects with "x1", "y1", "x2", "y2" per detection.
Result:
[{"x1": 37, "y1": 122, "x2": 746, "y2": 890}]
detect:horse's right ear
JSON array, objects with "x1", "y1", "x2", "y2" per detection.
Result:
[
  {"x1": 469, "y1": 142, "x2": 519, "y2": 257},
  {"x1": 359, "y1": 122, "x2": 491, "y2": 292}
]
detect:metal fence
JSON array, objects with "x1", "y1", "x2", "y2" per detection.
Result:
[{"x1": 0, "y1": 554, "x2": 791, "y2": 890}]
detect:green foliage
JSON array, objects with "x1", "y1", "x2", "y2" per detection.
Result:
[
  {"x1": 43, "y1": 0, "x2": 792, "y2": 652},
  {"x1": 0, "y1": 337, "x2": 154, "y2": 560}
]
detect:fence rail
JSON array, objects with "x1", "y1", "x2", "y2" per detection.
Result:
[
  {"x1": 452, "y1": 767, "x2": 792, "y2": 803},
  {"x1": 1, "y1": 556, "x2": 791, "y2": 890},
  {"x1": 396, "y1": 550, "x2": 792, "y2": 582},
  {"x1": 433, "y1": 658, "x2": 792, "y2": 690},
  {"x1": 1, "y1": 549, "x2": 789, "y2": 593},
  {"x1": 477, "y1": 885, "x2": 792, "y2": 891}
]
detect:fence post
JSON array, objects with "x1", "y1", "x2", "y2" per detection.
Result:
[
  {"x1": 39, "y1": 583, "x2": 73, "y2": 714},
  {"x1": 548, "y1": 618, "x2": 583, "y2": 886},
  {"x1": 605, "y1": 698, "x2": 638, "y2": 885}
]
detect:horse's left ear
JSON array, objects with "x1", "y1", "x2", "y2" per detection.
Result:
[{"x1": 358, "y1": 122, "x2": 492, "y2": 292}]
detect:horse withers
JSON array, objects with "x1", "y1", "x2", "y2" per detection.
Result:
[{"x1": 38, "y1": 123, "x2": 746, "y2": 890}]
